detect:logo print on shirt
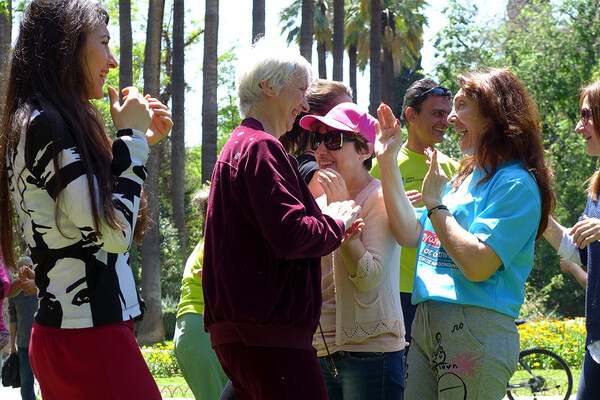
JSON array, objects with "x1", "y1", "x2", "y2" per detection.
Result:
[{"x1": 419, "y1": 230, "x2": 457, "y2": 269}]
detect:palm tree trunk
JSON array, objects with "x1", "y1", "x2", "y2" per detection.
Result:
[
  {"x1": 332, "y1": 0, "x2": 344, "y2": 81},
  {"x1": 172, "y1": 0, "x2": 186, "y2": 252},
  {"x1": 369, "y1": 0, "x2": 382, "y2": 115},
  {"x1": 348, "y1": 44, "x2": 357, "y2": 103},
  {"x1": 252, "y1": 0, "x2": 265, "y2": 43},
  {"x1": 300, "y1": 0, "x2": 314, "y2": 62},
  {"x1": 317, "y1": 41, "x2": 327, "y2": 79},
  {"x1": 201, "y1": 0, "x2": 219, "y2": 183},
  {"x1": 382, "y1": 47, "x2": 397, "y2": 113},
  {"x1": 0, "y1": 0, "x2": 11, "y2": 115},
  {"x1": 138, "y1": 0, "x2": 166, "y2": 345},
  {"x1": 118, "y1": 0, "x2": 132, "y2": 101}
]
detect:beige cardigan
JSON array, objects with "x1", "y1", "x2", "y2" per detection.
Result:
[{"x1": 314, "y1": 178, "x2": 405, "y2": 355}]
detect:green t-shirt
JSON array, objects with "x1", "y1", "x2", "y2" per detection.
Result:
[
  {"x1": 370, "y1": 146, "x2": 459, "y2": 293},
  {"x1": 176, "y1": 238, "x2": 205, "y2": 319}
]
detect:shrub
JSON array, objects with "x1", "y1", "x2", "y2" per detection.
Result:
[
  {"x1": 141, "y1": 342, "x2": 181, "y2": 378},
  {"x1": 517, "y1": 318, "x2": 586, "y2": 371}
]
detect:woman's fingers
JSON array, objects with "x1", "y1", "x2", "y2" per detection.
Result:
[
  {"x1": 317, "y1": 169, "x2": 347, "y2": 203},
  {"x1": 570, "y1": 217, "x2": 600, "y2": 248}
]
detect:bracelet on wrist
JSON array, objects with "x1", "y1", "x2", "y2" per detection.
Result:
[{"x1": 427, "y1": 204, "x2": 448, "y2": 219}]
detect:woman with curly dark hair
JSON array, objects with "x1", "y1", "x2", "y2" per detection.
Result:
[
  {"x1": 0, "y1": 0, "x2": 172, "y2": 398},
  {"x1": 376, "y1": 68, "x2": 555, "y2": 399}
]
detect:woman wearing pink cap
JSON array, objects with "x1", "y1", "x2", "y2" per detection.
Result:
[{"x1": 300, "y1": 102, "x2": 406, "y2": 400}]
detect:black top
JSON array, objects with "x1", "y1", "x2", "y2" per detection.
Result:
[
  {"x1": 297, "y1": 152, "x2": 319, "y2": 184},
  {"x1": 579, "y1": 194, "x2": 600, "y2": 348}
]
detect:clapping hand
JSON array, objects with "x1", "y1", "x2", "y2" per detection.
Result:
[
  {"x1": 108, "y1": 86, "x2": 152, "y2": 133},
  {"x1": 375, "y1": 103, "x2": 403, "y2": 163},
  {"x1": 422, "y1": 147, "x2": 449, "y2": 210},
  {"x1": 19, "y1": 265, "x2": 36, "y2": 296},
  {"x1": 144, "y1": 95, "x2": 173, "y2": 146},
  {"x1": 317, "y1": 168, "x2": 348, "y2": 204}
]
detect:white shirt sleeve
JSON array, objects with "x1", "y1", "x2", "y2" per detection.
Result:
[
  {"x1": 589, "y1": 340, "x2": 600, "y2": 364},
  {"x1": 557, "y1": 231, "x2": 582, "y2": 265}
]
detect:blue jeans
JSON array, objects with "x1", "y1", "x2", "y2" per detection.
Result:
[
  {"x1": 400, "y1": 292, "x2": 417, "y2": 348},
  {"x1": 576, "y1": 349, "x2": 600, "y2": 400},
  {"x1": 318, "y1": 349, "x2": 405, "y2": 400},
  {"x1": 19, "y1": 347, "x2": 36, "y2": 400}
]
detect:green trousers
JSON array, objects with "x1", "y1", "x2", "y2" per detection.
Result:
[{"x1": 174, "y1": 313, "x2": 229, "y2": 399}]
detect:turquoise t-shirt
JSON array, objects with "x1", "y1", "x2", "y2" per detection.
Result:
[
  {"x1": 370, "y1": 146, "x2": 458, "y2": 293},
  {"x1": 412, "y1": 160, "x2": 541, "y2": 318}
]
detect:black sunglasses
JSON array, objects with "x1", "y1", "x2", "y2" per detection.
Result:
[
  {"x1": 412, "y1": 87, "x2": 452, "y2": 107},
  {"x1": 581, "y1": 108, "x2": 592, "y2": 126},
  {"x1": 310, "y1": 130, "x2": 357, "y2": 151}
]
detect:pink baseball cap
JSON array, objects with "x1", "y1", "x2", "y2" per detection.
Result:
[{"x1": 299, "y1": 102, "x2": 377, "y2": 144}]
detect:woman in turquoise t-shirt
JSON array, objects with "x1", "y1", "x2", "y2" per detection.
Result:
[{"x1": 375, "y1": 68, "x2": 555, "y2": 400}]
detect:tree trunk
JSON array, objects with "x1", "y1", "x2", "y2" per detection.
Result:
[
  {"x1": 317, "y1": 41, "x2": 327, "y2": 79},
  {"x1": 0, "y1": 0, "x2": 11, "y2": 115},
  {"x1": 119, "y1": 0, "x2": 132, "y2": 101},
  {"x1": 369, "y1": 0, "x2": 382, "y2": 116},
  {"x1": 332, "y1": 0, "x2": 344, "y2": 81},
  {"x1": 172, "y1": 0, "x2": 186, "y2": 252},
  {"x1": 381, "y1": 9, "x2": 397, "y2": 114},
  {"x1": 138, "y1": 0, "x2": 166, "y2": 345},
  {"x1": 202, "y1": 0, "x2": 219, "y2": 182},
  {"x1": 252, "y1": 0, "x2": 265, "y2": 43},
  {"x1": 300, "y1": 0, "x2": 314, "y2": 62},
  {"x1": 348, "y1": 44, "x2": 357, "y2": 103},
  {"x1": 381, "y1": 47, "x2": 397, "y2": 113}
]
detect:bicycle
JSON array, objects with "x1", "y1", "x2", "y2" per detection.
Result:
[{"x1": 506, "y1": 320, "x2": 574, "y2": 400}]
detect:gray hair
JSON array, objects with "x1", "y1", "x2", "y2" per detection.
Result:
[
  {"x1": 237, "y1": 37, "x2": 313, "y2": 118},
  {"x1": 17, "y1": 256, "x2": 33, "y2": 268}
]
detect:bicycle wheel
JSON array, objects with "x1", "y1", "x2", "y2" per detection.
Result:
[{"x1": 506, "y1": 347, "x2": 573, "y2": 400}]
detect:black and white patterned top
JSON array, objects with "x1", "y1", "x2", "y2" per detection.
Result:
[{"x1": 9, "y1": 107, "x2": 149, "y2": 329}]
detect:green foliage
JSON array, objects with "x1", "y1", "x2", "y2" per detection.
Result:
[
  {"x1": 158, "y1": 214, "x2": 186, "y2": 303},
  {"x1": 184, "y1": 145, "x2": 205, "y2": 247},
  {"x1": 520, "y1": 274, "x2": 564, "y2": 320},
  {"x1": 433, "y1": 0, "x2": 600, "y2": 317},
  {"x1": 217, "y1": 47, "x2": 241, "y2": 151}
]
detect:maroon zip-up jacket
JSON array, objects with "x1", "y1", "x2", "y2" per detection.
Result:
[{"x1": 203, "y1": 118, "x2": 345, "y2": 351}]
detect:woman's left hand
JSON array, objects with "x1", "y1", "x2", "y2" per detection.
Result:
[
  {"x1": 570, "y1": 215, "x2": 600, "y2": 249},
  {"x1": 422, "y1": 147, "x2": 449, "y2": 209},
  {"x1": 144, "y1": 95, "x2": 173, "y2": 146}
]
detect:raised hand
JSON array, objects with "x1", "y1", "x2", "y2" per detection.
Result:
[
  {"x1": 317, "y1": 168, "x2": 348, "y2": 204},
  {"x1": 144, "y1": 95, "x2": 173, "y2": 146},
  {"x1": 422, "y1": 148, "x2": 449, "y2": 209},
  {"x1": 108, "y1": 87, "x2": 152, "y2": 133},
  {"x1": 570, "y1": 215, "x2": 600, "y2": 249},
  {"x1": 375, "y1": 103, "x2": 403, "y2": 162}
]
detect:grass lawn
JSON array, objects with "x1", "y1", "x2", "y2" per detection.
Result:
[
  {"x1": 154, "y1": 370, "x2": 582, "y2": 398},
  {"x1": 155, "y1": 376, "x2": 194, "y2": 398},
  {"x1": 508, "y1": 368, "x2": 580, "y2": 397}
]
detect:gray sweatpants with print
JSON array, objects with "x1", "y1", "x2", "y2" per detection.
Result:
[{"x1": 405, "y1": 300, "x2": 520, "y2": 400}]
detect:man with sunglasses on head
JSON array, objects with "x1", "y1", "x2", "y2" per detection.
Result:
[{"x1": 370, "y1": 78, "x2": 459, "y2": 350}]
